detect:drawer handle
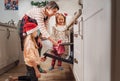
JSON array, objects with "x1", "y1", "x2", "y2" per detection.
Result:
[
  {"x1": 7, "y1": 28, "x2": 10, "y2": 39},
  {"x1": 79, "y1": 17, "x2": 83, "y2": 39}
]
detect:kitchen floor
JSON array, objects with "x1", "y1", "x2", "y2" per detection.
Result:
[{"x1": 0, "y1": 55, "x2": 75, "y2": 81}]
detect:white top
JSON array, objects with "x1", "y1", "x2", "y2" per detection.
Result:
[{"x1": 52, "y1": 25, "x2": 69, "y2": 42}]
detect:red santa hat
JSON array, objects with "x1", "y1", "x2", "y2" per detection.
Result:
[{"x1": 23, "y1": 23, "x2": 39, "y2": 35}]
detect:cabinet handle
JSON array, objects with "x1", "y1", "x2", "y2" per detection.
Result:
[
  {"x1": 79, "y1": 17, "x2": 83, "y2": 39},
  {"x1": 78, "y1": 20, "x2": 80, "y2": 36},
  {"x1": 74, "y1": 58, "x2": 78, "y2": 64},
  {"x1": 7, "y1": 28, "x2": 10, "y2": 39}
]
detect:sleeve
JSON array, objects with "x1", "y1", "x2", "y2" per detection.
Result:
[
  {"x1": 24, "y1": 48, "x2": 35, "y2": 62},
  {"x1": 51, "y1": 26, "x2": 56, "y2": 40},
  {"x1": 24, "y1": 40, "x2": 37, "y2": 66},
  {"x1": 34, "y1": 13, "x2": 50, "y2": 38}
]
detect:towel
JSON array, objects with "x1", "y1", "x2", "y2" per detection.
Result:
[{"x1": 53, "y1": 40, "x2": 65, "y2": 55}]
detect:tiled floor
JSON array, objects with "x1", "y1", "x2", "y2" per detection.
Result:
[{"x1": 0, "y1": 57, "x2": 75, "y2": 81}]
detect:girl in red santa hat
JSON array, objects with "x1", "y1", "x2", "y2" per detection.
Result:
[{"x1": 8, "y1": 23, "x2": 46, "y2": 81}]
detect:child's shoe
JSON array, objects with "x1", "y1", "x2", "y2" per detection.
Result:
[
  {"x1": 58, "y1": 66, "x2": 63, "y2": 70},
  {"x1": 39, "y1": 67, "x2": 47, "y2": 73},
  {"x1": 49, "y1": 66, "x2": 54, "y2": 71}
]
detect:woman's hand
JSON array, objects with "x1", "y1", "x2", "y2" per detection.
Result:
[
  {"x1": 48, "y1": 36, "x2": 59, "y2": 46},
  {"x1": 53, "y1": 40, "x2": 58, "y2": 46}
]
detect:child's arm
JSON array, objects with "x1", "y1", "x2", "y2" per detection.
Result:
[{"x1": 40, "y1": 56, "x2": 46, "y2": 62}]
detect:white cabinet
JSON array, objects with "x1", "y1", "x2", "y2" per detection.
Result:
[
  {"x1": 0, "y1": 27, "x2": 8, "y2": 68},
  {"x1": 83, "y1": 0, "x2": 104, "y2": 20},
  {"x1": 83, "y1": 8, "x2": 111, "y2": 81},
  {"x1": 0, "y1": 24, "x2": 21, "y2": 74},
  {"x1": 73, "y1": 17, "x2": 84, "y2": 81},
  {"x1": 6, "y1": 28, "x2": 20, "y2": 63},
  {"x1": 73, "y1": 0, "x2": 111, "y2": 81}
]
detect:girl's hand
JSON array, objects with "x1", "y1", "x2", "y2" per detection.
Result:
[{"x1": 40, "y1": 57, "x2": 46, "y2": 62}]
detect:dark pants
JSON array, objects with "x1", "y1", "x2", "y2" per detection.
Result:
[{"x1": 18, "y1": 65, "x2": 38, "y2": 81}]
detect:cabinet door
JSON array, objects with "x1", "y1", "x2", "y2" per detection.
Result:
[
  {"x1": 83, "y1": 0, "x2": 111, "y2": 81},
  {"x1": 7, "y1": 28, "x2": 20, "y2": 63},
  {"x1": 73, "y1": 0, "x2": 111, "y2": 81},
  {"x1": 73, "y1": 17, "x2": 84, "y2": 81},
  {"x1": 83, "y1": 0, "x2": 104, "y2": 20},
  {"x1": 0, "y1": 27, "x2": 8, "y2": 69}
]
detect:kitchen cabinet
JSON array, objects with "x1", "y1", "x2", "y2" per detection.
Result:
[
  {"x1": 73, "y1": 16, "x2": 84, "y2": 81},
  {"x1": 0, "y1": 23, "x2": 21, "y2": 74},
  {"x1": 73, "y1": 0, "x2": 112, "y2": 81}
]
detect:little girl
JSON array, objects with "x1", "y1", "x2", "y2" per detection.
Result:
[
  {"x1": 49, "y1": 13, "x2": 69, "y2": 71},
  {"x1": 8, "y1": 23, "x2": 46, "y2": 81}
]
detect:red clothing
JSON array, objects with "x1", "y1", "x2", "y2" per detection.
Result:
[
  {"x1": 53, "y1": 40, "x2": 65, "y2": 54},
  {"x1": 51, "y1": 40, "x2": 65, "y2": 66}
]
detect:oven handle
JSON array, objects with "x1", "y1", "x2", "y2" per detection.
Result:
[{"x1": 79, "y1": 17, "x2": 83, "y2": 39}]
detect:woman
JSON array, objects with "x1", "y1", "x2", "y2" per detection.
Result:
[{"x1": 19, "y1": 1, "x2": 60, "y2": 73}]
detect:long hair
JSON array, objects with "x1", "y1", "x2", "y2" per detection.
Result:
[{"x1": 45, "y1": 1, "x2": 59, "y2": 10}]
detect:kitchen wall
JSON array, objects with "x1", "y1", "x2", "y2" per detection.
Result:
[
  {"x1": 0, "y1": 0, "x2": 19, "y2": 24},
  {"x1": 0, "y1": 0, "x2": 80, "y2": 25}
]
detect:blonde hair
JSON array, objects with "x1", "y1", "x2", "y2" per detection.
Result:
[{"x1": 55, "y1": 13, "x2": 66, "y2": 25}]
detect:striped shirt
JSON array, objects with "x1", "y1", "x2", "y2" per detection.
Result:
[{"x1": 26, "y1": 7, "x2": 50, "y2": 38}]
